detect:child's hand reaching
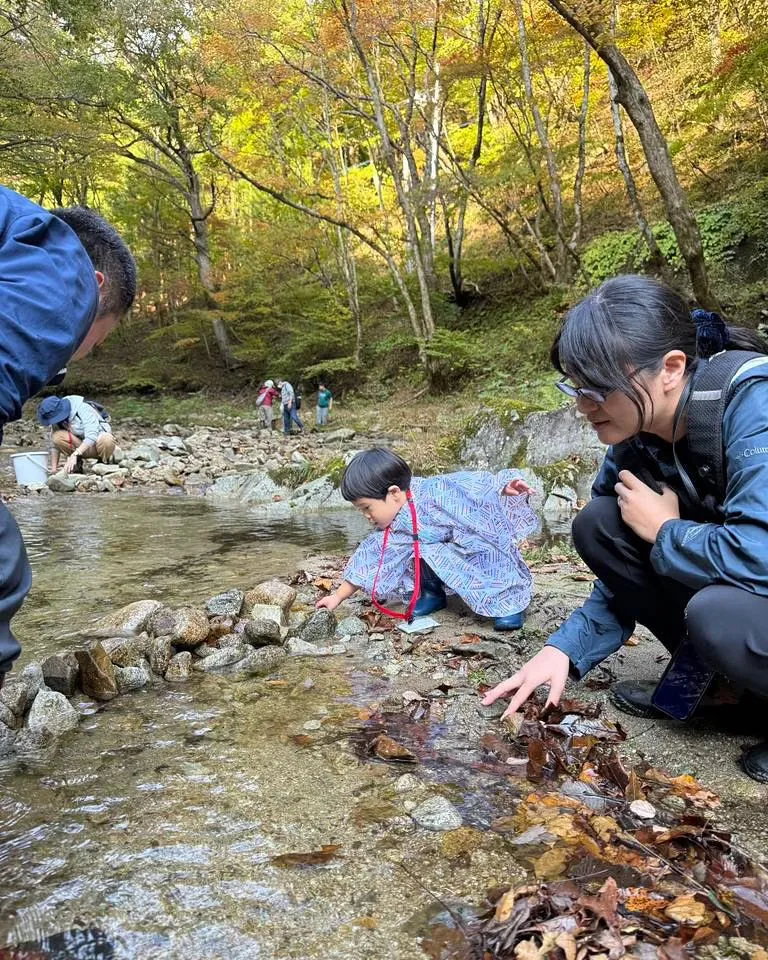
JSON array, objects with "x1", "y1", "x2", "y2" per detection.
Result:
[
  {"x1": 501, "y1": 478, "x2": 534, "y2": 497},
  {"x1": 316, "y1": 593, "x2": 341, "y2": 611}
]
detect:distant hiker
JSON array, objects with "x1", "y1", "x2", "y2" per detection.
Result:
[
  {"x1": 317, "y1": 448, "x2": 536, "y2": 630},
  {"x1": 0, "y1": 186, "x2": 136, "y2": 685},
  {"x1": 37, "y1": 394, "x2": 116, "y2": 474},
  {"x1": 256, "y1": 379, "x2": 280, "y2": 431},
  {"x1": 316, "y1": 383, "x2": 333, "y2": 427},
  {"x1": 277, "y1": 379, "x2": 304, "y2": 435}
]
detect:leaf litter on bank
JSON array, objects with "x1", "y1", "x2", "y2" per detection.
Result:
[{"x1": 422, "y1": 695, "x2": 768, "y2": 958}]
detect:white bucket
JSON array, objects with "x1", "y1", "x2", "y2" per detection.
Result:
[{"x1": 10, "y1": 452, "x2": 49, "y2": 486}]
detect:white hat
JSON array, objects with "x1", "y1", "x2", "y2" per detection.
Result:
[{"x1": 265, "y1": 379, "x2": 274, "y2": 388}]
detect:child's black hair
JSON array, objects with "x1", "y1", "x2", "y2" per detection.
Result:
[{"x1": 340, "y1": 448, "x2": 412, "y2": 502}]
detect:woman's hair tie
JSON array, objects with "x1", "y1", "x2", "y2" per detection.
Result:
[{"x1": 692, "y1": 308, "x2": 730, "y2": 357}]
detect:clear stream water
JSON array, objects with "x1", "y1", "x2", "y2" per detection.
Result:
[{"x1": 0, "y1": 495, "x2": 514, "y2": 960}]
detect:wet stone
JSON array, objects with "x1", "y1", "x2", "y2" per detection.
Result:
[
  {"x1": 232, "y1": 646, "x2": 287, "y2": 677},
  {"x1": 286, "y1": 638, "x2": 346, "y2": 657},
  {"x1": 336, "y1": 616, "x2": 367, "y2": 639},
  {"x1": 244, "y1": 619, "x2": 282, "y2": 647},
  {"x1": 411, "y1": 796, "x2": 463, "y2": 832},
  {"x1": 115, "y1": 665, "x2": 150, "y2": 693},
  {"x1": 148, "y1": 606, "x2": 209, "y2": 648},
  {"x1": 192, "y1": 644, "x2": 247, "y2": 672},
  {"x1": 0, "y1": 722, "x2": 16, "y2": 756},
  {"x1": 164, "y1": 652, "x2": 192, "y2": 683},
  {"x1": 205, "y1": 589, "x2": 244, "y2": 618},
  {"x1": 0, "y1": 702, "x2": 21, "y2": 731},
  {"x1": 96, "y1": 599, "x2": 164, "y2": 635},
  {"x1": 149, "y1": 636, "x2": 174, "y2": 677},
  {"x1": 75, "y1": 642, "x2": 118, "y2": 701},
  {"x1": 0, "y1": 677, "x2": 32, "y2": 716},
  {"x1": 243, "y1": 580, "x2": 296, "y2": 614},
  {"x1": 19, "y1": 662, "x2": 45, "y2": 698},
  {"x1": 298, "y1": 609, "x2": 337, "y2": 645},
  {"x1": 101, "y1": 637, "x2": 142, "y2": 668},
  {"x1": 27, "y1": 690, "x2": 79, "y2": 738}
]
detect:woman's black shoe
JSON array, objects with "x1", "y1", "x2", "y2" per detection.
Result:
[
  {"x1": 739, "y1": 741, "x2": 768, "y2": 783},
  {"x1": 608, "y1": 680, "x2": 663, "y2": 718}
]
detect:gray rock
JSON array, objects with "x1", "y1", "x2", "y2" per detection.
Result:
[
  {"x1": 336, "y1": 616, "x2": 367, "y2": 639},
  {"x1": 411, "y1": 796, "x2": 463, "y2": 832},
  {"x1": 205, "y1": 470, "x2": 286, "y2": 504},
  {"x1": 192, "y1": 643, "x2": 217, "y2": 659},
  {"x1": 27, "y1": 689, "x2": 79, "y2": 738},
  {"x1": 75, "y1": 642, "x2": 118, "y2": 701},
  {"x1": 0, "y1": 702, "x2": 20, "y2": 730},
  {"x1": 164, "y1": 652, "x2": 192, "y2": 682},
  {"x1": 41, "y1": 654, "x2": 79, "y2": 698},
  {"x1": 299, "y1": 609, "x2": 337, "y2": 645},
  {"x1": 149, "y1": 636, "x2": 174, "y2": 676},
  {"x1": 0, "y1": 677, "x2": 31, "y2": 716},
  {"x1": 90, "y1": 463, "x2": 125, "y2": 476},
  {"x1": 13, "y1": 726, "x2": 56, "y2": 758},
  {"x1": 243, "y1": 603, "x2": 287, "y2": 627},
  {"x1": 162, "y1": 423, "x2": 185, "y2": 436},
  {"x1": 126, "y1": 443, "x2": 161, "y2": 463},
  {"x1": 101, "y1": 637, "x2": 142, "y2": 668},
  {"x1": 19, "y1": 662, "x2": 45, "y2": 698},
  {"x1": 231, "y1": 646, "x2": 287, "y2": 676},
  {"x1": 243, "y1": 580, "x2": 296, "y2": 614},
  {"x1": 205, "y1": 589, "x2": 244, "y2": 618},
  {"x1": 47, "y1": 471, "x2": 77, "y2": 493},
  {"x1": 218, "y1": 634, "x2": 243, "y2": 649},
  {"x1": 192, "y1": 644, "x2": 247, "y2": 672},
  {"x1": 0, "y1": 722, "x2": 16, "y2": 756},
  {"x1": 286, "y1": 638, "x2": 346, "y2": 657},
  {"x1": 244, "y1": 619, "x2": 282, "y2": 647},
  {"x1": 115, "y1": 664, "x2": 150, "y2": 692},
  {"x1": 147, "y1": 606, "x2": 209, "y2": 648},
  {"x1": 143, "y1": 435, "x2": 187, "y2": 454},
  {"x1": 317, "y1": 428, "x2": 356, "y2": 443},
  {"x1": 289, "y1": 476, "x2": 346, "y2": 511},
  {"x1": 95, "y1": 599, "x2": 164, "y2": 635}
]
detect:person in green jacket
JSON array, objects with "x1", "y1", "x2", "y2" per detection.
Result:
[{"x1": 316, "y1": 383, "x2": 333, "y2": 427}]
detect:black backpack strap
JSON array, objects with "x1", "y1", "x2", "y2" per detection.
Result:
[{"x1": 685, "y1": 351, "x2": 768, "y2": 505}]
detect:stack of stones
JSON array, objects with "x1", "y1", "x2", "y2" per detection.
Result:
[{"x1": 0, "y1": 579, "x2": 369, "y2": 758}]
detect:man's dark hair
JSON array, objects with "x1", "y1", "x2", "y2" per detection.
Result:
[
  {"x1": 340, "y1": 448, "x2": 412, "y2": 502},
  {"x1": 51, "y1": 206, "x2": 137, "y2": 318}
]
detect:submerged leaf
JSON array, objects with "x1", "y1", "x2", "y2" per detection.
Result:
[{"x1": 270, "y1": 844, "x2": 342, "y2": 868}]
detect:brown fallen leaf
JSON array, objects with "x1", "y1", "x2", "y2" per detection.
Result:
[
  {"x1": 270, "y1": 844, "x2": 341, "y2": 868},
  {"x1": 533, "y1": 846, "x2": 570, "y2": 880},
  {"x1": 313, "y1": 577, "x2": 334, "y2": 591},
  {"x1": 664, "y1": 893, "x2": 713, "y2": 927},
  {"x1": 288, "y1": 734, "x2": 314, "y2": 747}
]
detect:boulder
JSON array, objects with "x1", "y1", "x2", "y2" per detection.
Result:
[
  {"x1": 290, "y1": 476, "x2": 346, "y2": 511},
  {"x1": 95, "y1": 599, "x2": 164, "y2": 635},
  {"x1": 115, "y1": 664, "x2": 150, "y2": 693},
  {"x1": 298, "y1": 609, "x2": 337, "y2": 645},
  {"x1": 410, "y1": 796, "x2": 463, "y2": 832},
  {"x1": 0, "y1": 702, "x2": 20, "y2": 730},
  {"x1": 147, "y1": 606, "x2": 209, "y2": 648},
  {"x1": 75, "y1": 642, "x2": 118, "y2": 701},
  {"x1": 47, "y1": 471, "x2": 77, "y2": 493},
  {"x1": 207, "y1": 616, "x2": 236, "y2": 640},
  {"x1": 41, "y1": 654, "x2": 79, "y2": 698},
  {"x1": 148, "y1": 636, "x2": 174, "y2": 676},
  {"x1": 165, "y1": 652, "x2": 192, "y2": 682},
  {"x1": 243, "y1": 580, "x2": 296, "y2": 614},
  {"x1": 232, "y1": 646, "x2": 287, "y2": 676},
  {"x1": 542, "y1": 484, "x2": 579, "y2": 530},
  {"x1": 205, "y1": 589, "x2": 244, "y2": 618},
  {"x1": 336, "y1": 616, "x2": 367, "y2": 639},
  {"x1": 101, "y1": 637, "x2": 142, "y2": 668},
  {"x1": 0, "y1": 676, "x2": 32, "y2": 716},
  {"x1": 244, "y1": 619, "x2": 282, "y2": 647},
  {"x1": 27, "y1": 689, "x2": 79, "y2": 738},
  {"x1": 192, "y1": 644, "x2": 247, "y2": 672},
  {"x1": 205, "y1": 471, "x2": 286, "y2": 504},
  {"x1": 19, "y1": 662, "x2": 45, "y2": 698},
  {"x1": 90, "y1": 463, "x2": 126, "y2": 477}
]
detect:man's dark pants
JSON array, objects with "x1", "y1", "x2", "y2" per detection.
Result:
[
  {"x1": 0, "y1": 502, "x2": 31, "y2": 684},
  {"x1": 572, "y1": 497, "x2": 768, "y2": 698}
]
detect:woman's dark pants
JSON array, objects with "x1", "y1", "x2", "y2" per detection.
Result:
[{"x1": 572, "y1": 497, "x2": 768, "y2": 699}]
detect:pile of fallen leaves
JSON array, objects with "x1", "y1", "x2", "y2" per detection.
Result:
[{"x1": 430, "y1": 698, "x2": 768, "y2": 959}]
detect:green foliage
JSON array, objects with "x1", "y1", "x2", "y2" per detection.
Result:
[
  {"x1": 302, "y1": 356, "x2": 360, "y2": 391},
  {"x1": 424, "y1": 329, "x2": 485, "y2": 391}
]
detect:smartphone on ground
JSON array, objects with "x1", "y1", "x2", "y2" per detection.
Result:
[{"x1": 651, "y1": 641, "x2": 716, "y2": 721}]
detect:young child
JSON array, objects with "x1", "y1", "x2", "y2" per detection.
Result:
[{"x1": 316, "y1": 448, "x2": 537, "y2": 630}]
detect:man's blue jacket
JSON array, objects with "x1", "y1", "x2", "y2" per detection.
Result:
[{"x1": 0, "y1": 186, "x2": 98, "y2": 434}]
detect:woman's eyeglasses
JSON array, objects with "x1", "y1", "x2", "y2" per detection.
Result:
[{"x1": 555, "y1": 379, "x2": 608, "y2": 405}]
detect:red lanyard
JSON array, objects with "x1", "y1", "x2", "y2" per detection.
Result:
[{"x1": 371, "y1": 489, "x2": 421, "y2": 622}]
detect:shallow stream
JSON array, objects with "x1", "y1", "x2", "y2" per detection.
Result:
[{"x1": 0, "y1": 496, "x2": 513, "y2": 959}]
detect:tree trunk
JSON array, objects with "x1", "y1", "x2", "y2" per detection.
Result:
[
  {"x1": 545, "y1": 0, "x2": 720, "y2": 309},
  {"x1": 188, "y1": 186, "x2": 218, "y2": 308},
  {"x1": 212, "y1": 316, "x2": 237, "y2": 370}
]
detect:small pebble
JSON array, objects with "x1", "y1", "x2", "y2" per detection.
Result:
[
  {"x1": 394, "y1": 773, "x2": 421, "y2": 793},
  {"x1": 303, "y1": 720, "x2": 322, "y2": 731}
]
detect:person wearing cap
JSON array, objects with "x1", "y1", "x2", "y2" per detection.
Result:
[
  {"x1": 0, "y1": 186, "x2": 136, "y2": 686},
  {"x1": 37, "y1": 395, "x2": 117, "y2": 474},
  {"x1": 256, "y1": 379, "x2": 280, "y2": 431}
]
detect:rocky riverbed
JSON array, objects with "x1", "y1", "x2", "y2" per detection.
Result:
[{"x1": 1, "y1": 548, "x2": 768, "y2": 958}]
